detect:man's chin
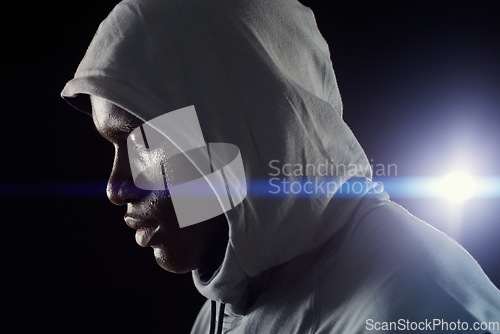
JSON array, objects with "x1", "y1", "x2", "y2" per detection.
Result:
[{"x1": 152, "y1": 246, "x2": 195, "y2": 274}]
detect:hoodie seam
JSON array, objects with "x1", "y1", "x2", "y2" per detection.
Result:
[{"x1": 309, "y1": 256, "x2": 322, "y2": 334}]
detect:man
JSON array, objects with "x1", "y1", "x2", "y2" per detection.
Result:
[{"x1": 62, "y1": 0, "x2": 500, "y2": 333}]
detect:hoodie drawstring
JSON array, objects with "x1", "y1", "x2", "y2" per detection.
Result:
[{"x1": 209, "y1": 300, "x2": 226, "y2": 334}]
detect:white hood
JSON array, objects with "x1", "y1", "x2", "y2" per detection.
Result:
[{"x1": 62, "y1": 0, "x2": 381, "y2": 313}]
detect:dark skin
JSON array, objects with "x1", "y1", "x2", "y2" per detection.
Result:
[{"x1": 91, "y1": 96, "x2": 229, "y2": 274}]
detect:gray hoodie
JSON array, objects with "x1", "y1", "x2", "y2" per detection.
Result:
[{"x1": 61, "y1": 0, "x2": 500, "y2": 333}]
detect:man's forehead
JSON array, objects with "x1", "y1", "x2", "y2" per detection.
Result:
[{"x1": 90, "y1": 95, "x2": 142, "y2": 139}]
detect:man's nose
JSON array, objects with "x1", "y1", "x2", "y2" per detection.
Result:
[{"x1": 106, "y1": 146, "x2": 148, "y2": 205}]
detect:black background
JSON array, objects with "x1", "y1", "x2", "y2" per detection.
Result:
[{"x1": 4, "y1": 1, "x2": 500, "y2": 333}]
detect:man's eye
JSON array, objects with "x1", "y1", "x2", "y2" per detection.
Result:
[
  {"x1": 128, "y1": 132, "x2": 149, "y2": 151},
  {"x1": 133, "y1": 143, "x2": 149, "y2": 152}
]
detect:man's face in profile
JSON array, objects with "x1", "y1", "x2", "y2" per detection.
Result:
[{"x1": 90, "y1": 96, "x2": 228, "y2": 274}]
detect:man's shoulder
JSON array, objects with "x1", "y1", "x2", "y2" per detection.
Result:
[{"x1": 316, "y1": 200, "x2": 500, "y2": 327}]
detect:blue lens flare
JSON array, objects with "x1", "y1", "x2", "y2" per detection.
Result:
[
  {"x1": 2, "y1": 175, "x2": 499, "y2": 200},
  {"x1": 0, "y1": 181, "x2": 108, "y2": 199}
]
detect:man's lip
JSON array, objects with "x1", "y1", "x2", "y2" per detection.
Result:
[
  {"x1": 124, "y1": 216, "x2": 160, "y2": 247},
  {"x1": 134, "y1": 225, "x2": 160, "y2": 247},
  {"x1": 124, "y1": 215, "x2": 157, "y2": 230}
]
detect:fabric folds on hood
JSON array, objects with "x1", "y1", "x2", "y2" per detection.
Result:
[{"x1": 61, "y1": 0, "x2": 382, "y2": 314}]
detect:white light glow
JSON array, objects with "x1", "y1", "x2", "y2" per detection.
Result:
[{"x1": 438, "y1": 171, "x2": 477, "y2": 202}]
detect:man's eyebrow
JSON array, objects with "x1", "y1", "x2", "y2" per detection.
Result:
[{"x1": 122, "y1": 121, "x2": 141, "y2": 133}]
